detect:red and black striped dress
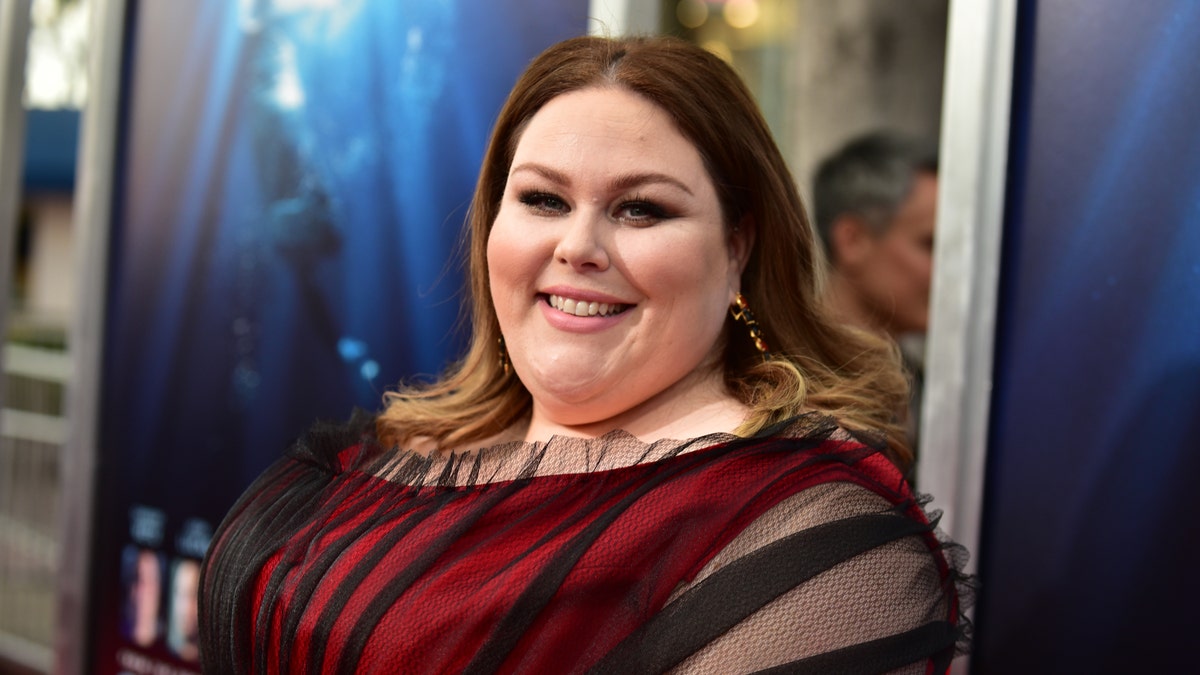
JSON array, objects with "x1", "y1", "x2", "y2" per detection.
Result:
[{"x1": 199, "y1": 413, "x2": 969, "y2": 674}]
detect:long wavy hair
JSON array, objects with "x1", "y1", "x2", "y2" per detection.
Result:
[{"x1": 376, "y1": 36, "x2": 912, "y2": 468}]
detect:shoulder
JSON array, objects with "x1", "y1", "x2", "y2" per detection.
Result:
[
  {"x1": 723, "y1": 413, "x2": 910, "y2": 503},
  {"x1": 198, "y1": 410, "x2": 381, "y2": 670},
  {"x1": 286, "y1": 408, "x2": 381, "y2": 471},
  {"x1": 691, "y1": 479, "x2": 946, "y2": 591},
  {"x1": 207, "y1": 409, "x2": 380, "y2": 549},
  {"x1": 640, "y1": 418, "x2": 971, "y2": 672},
  {"x1": 653, "y1": 478, "x2": 969, "y2": 672},
  {"x1": 718, "y1": 417, "x2": 959, "y2": 606},
  {"x1": 201, "y1": 411, "x2": 379, "y2": 572}
]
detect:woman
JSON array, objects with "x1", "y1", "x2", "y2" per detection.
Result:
[{"x1": 200, "y1": 36, "x2": 969, "y2": 674}]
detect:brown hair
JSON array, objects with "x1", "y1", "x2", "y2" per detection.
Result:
[{"x1": 377, "y1": 36, "x2": 912, "y2": 467}]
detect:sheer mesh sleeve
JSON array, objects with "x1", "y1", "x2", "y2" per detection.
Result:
[{"x1": 592, "y1": 482, "x2": 968, "y2": 674}]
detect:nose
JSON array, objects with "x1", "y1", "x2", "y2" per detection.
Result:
[{"x1": 554, "y1": 210, "x2": 610, "y2": 271}]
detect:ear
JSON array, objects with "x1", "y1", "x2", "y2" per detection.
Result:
[
  {"x1": 726, "y1": 215, "x2": 756, "y2": 295},
  {"x1": 728, "y1": 215, "x2": 755, "y2": 273},
  {"x1": 828, "y1": 214, "x2": 873, "y2": 269}
]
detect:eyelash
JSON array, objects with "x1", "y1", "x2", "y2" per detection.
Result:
[
  {"x1": 617, "y1": 196, "x2": 670, "y2": 223},
  {"x1": 518, "y1": 191, "x2": 568, "y2": 215},
  {"x1": 516, "y1": 190, "x2": 672, "y2": 224}
]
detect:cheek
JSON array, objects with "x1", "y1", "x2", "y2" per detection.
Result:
[
  {"x1": 485, "y1": 227, "x2": 504, "y2": 284},
  {"x1": 882, "y1": 239, "x2": 930, "y2": 280},
  {"x1": 903, "y1": 244, "x2": 934, "y2": 281},
  {"x1": 487, "y1": 233, "x2": 522, "y2": 331},
  {"x1": 622, "y1": 232, "x2": 733, "y2": 311},
  {"x1": 487, "y1": 217, "x2": 533, "y2": 297}
]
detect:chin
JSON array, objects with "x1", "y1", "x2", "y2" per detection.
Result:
[
  {"x1": 522, "y1": 366, "x2": 612, "y2": 403},
  {"x1": 536, "y1": 390, "x2": 613, "y2": 415},
  {"x1": 532, "y1": 388, "x2": 630, "y2": 424}
]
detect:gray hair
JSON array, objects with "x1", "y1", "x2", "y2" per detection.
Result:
[{"x1": 813, "y1": 130, "x2": 938, "y2": 260}]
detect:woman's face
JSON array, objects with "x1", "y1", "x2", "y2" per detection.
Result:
[{"x1": 487, "y1": 86, "x2": 750, "y2": 433}]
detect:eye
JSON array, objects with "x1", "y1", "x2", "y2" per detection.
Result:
[
  {"x1": 615, "y1": 199, "x2": 670, "y2": 224},
  {"x1": 518, "y1": 191, "x2": 570, "y2": 215}
]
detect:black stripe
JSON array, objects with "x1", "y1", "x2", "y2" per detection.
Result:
[
  {"x1": 333, "y1": 482, "x2": 524, "y2": 675},
  {"x1": 297, "y1": 485, "x2": 446, "y2": 674},
  {"x1": 461, "y1": 446, "x2": 730, "y2": 674},
  {"x1": 590, "y1": 512, "x2": 928, "y2": 674}
]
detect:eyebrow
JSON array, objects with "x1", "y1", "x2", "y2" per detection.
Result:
[{"x1": 509, "y1": 163, "x2": 695, "y2": 196}]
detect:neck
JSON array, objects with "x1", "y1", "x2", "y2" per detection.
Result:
[
  {"x1": 824, "y1": 270, "x2": 890, "y2": 337},
  {"x1": 523, "y1": 368, "x2": 749, "y2": 443}
]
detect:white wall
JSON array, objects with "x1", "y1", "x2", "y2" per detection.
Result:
[{"x1": 787, "y1": 0, "x2": 949, "y2": 200}]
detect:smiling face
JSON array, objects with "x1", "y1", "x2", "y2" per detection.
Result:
[{"x1": 487, "y1": 86, "x2": 750, "y2": 438}]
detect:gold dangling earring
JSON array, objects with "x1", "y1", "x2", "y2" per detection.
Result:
[
  {"x1": 729, "y1": 293, "x2": 771, "y2": 357},
  {"x1": 497, "y1": 336, "x2": 511, "y2": 375}
]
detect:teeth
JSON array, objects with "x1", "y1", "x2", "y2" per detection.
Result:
[{"x1": 549, "y1": 294, "x2": 626, "y2": 317}]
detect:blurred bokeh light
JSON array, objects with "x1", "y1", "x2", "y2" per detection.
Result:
[{"x1": 25, "y1": 0, "x2": 90, "y2": 110}]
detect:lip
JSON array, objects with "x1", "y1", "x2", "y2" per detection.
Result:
[
  {"x1": 540, "y1": 285, "x2": 631, "y2": 306},
  {"x1": 537, "y1": 285, "x2": 635, "y2": 333}
]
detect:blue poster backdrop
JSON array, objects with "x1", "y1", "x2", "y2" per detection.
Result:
[
  {"x1": 977, "y1": 1, "x2": 1200, "y2": 672},
  {"x1": 87, "y1": 1, "x2": 587, "y2": 672}
]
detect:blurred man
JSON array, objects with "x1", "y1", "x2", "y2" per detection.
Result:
[
  {"x1": 814, "y1": 130, "x2": 938, "y2": 339},
  {"x1": 814, "y1": 130, "x2": 939, "y2": 467}
]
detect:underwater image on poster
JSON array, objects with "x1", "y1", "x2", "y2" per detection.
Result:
[{"x1": 87, "y1": 1, "x2": 587, "y2": 671}]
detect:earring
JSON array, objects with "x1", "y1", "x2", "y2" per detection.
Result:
[
  {"x1": 729, "y1": 293, "x2": 770, "y2": 356},
  {"x1": 497, "y1": 336, "x2": 511, "y2": 375}
]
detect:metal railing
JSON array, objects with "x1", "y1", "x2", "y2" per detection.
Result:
[{"x1": 0, "y1": 342, "x2": 69, "y2": 674}]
